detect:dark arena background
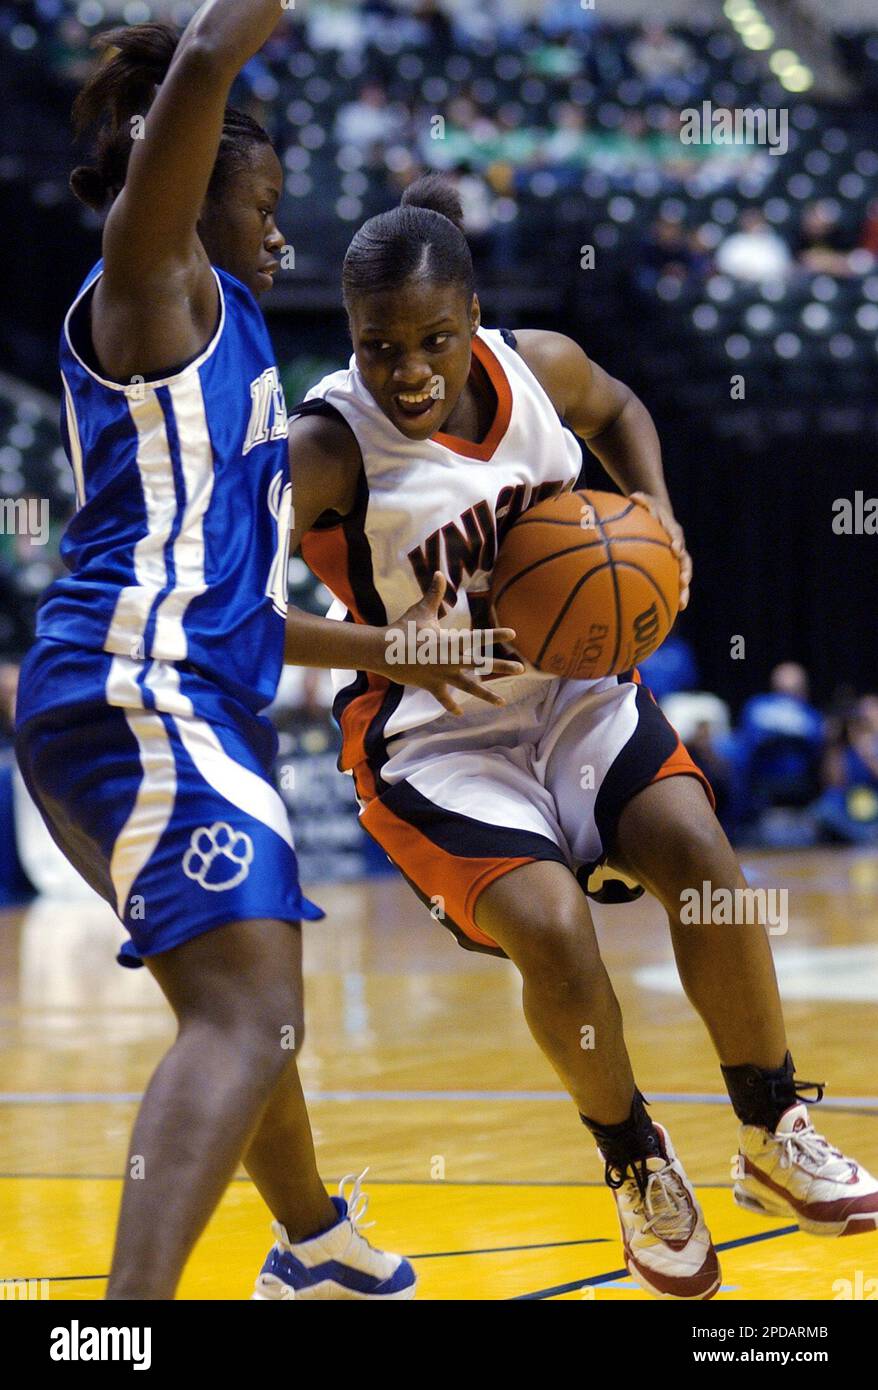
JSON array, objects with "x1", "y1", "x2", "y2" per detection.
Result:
[{"x1": 1, "y1": 0, "x2": 877, "y2": 1322}]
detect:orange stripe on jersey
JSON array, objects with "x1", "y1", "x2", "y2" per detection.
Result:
[
  {"x1": 650, "y1": 737, "x2": 716, "y2": 809},
  {"x1": 360, "y1": 794, "x2": 534, "y2": 949},
  {"x1": 644, "y1": 681, "x2": 717, "y2": 810},
  {"x1": 432, "y1": 335, "x2": 513, "y2": 462},
  {"x1": 301, "y1": 523, "x2": 393, "y2": 797},
  {"x1": 301, "y1": 525, "x2": 363, "y2": 622}
]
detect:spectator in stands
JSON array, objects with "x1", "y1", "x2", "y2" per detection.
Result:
[
  {"x1": 447, "y1": 162, "x2": 516, "y2": 271},
  {"x1": 48, "y1": 15, "x2": 93, "y2": 85},
  {"x1": 860, "y1": 198, "x2": 878, "y2": 258},
  {"x1": 0, "y1": 661, "x2": 18, "y2": 746},
  {"x1": 334, "y1": 81, "x2": 407, "y2": 152},
  {"x1": 540, "y1": 103, "x2": 591, "y2": 180},
  {"x1": 542, "y1": 0, "x2": 601, "y2": 38},
  {"x1": 529, "y1": 30, "x2": 582, "y2": 80},
  {"x1": 715, "y1": 208, "x2": 792, "y2": 283},
  {"x1": 638, "y1": 629, "x2": 699, "y2": 701},
  {"x1": 794, "y1": 200, "x2": 857, "y2": 277},
  {"x1": 687, "y1": 717, "x2": 734, "y2": 829},
  {"x1": 636, "y1": 215, "x2": 710, "y2": 291},
  {"x1": 412, "y1": 0, "x2": 454, "y2": 53},
  {"x1": 737, "y1": 662, "x2": 825, "y2": 819},
  {"x1": 814, "y1": 695, "x2": 878, "y2": 844},
  {"x1": 628, "y1": 23, "x2": 695, "y2": 97},
  {"x1": 420, "y1": 93, "x2": 500, "y2": 170}
]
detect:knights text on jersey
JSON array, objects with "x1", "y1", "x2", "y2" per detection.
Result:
[
  {"x1": 33, "y1": 260, "x2": 292, "y2": 718},
  {"x1": 298, "y1": 327, "x2": 587, "y2": 794}
]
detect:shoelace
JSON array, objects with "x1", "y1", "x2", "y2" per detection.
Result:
[
  {"x1": 338, "y1": 1168, "x2": 376, "y2": 1232},
  {"x1": 777, "y1": 1123, "x2": 855, "y2": 1181},
  {"x1": 790, "y1": 1077, "x2": 825, "y2": 1105},
  {"x1": 607, "y1": 1158, "x2": 695, "y2": 1243},
  {"x1": 270, "y1": 1168, "x2": 376, "y2": 1255}
]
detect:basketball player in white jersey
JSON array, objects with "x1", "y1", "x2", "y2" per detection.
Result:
[{"x1": 283, "y1": 176, "x2": 878, "y2": 1299}]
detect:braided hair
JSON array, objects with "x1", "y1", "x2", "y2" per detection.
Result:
[{"x1": 69, "y1": 23, "x2": 271, "y2": 211}]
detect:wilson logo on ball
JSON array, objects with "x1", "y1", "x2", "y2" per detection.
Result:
[{"x1": 490, "y1": 489, "x2": 679, "y2": 679}]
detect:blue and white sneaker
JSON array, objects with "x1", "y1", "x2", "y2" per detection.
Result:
[{"x1": 251, "y1": 1170, "x2": 416, "y2": 1300}]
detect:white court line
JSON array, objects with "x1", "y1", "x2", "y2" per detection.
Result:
[{"x1": 1, "y1": 1090, "x2": 877, "y2": 1109}]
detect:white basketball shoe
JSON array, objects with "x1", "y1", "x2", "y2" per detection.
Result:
[
  {"x1": 608, "y1": 1123, "x2": 721, "y2": 1300},
  {"x1": 734, "y1": 1102, "x2": 878, "y2": 1236},
  {"x1": 252, "y1": 1170, "x2": 416, "y2": 1300}
]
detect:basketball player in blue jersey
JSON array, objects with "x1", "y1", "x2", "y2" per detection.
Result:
[
  {"x1": 12, "y1": 3, "x2": 433, "y2": 1301},
  {"x1": 284, "y1": 176, "x2": 878, "y2": 1300}
]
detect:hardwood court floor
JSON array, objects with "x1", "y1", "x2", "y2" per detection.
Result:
[{"x1": 1, "y1": 847, "x2": 877, "y2": 1300}]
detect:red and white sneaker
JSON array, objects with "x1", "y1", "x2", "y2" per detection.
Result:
[
  {"x1": 734, "y1": 1102, "x2": 878, "y2": 1236},
  {"x1": 608, "y1": 1124, "x2": 721, "y2": 1300}
]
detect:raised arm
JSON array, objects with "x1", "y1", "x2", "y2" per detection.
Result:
[{"x1": 102, "y1": 1, "x2": 284, "y2": 293}]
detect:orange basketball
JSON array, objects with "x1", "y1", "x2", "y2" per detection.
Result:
[{"x1": 491, "y1": 490, "x2": 680, "y2": 679}]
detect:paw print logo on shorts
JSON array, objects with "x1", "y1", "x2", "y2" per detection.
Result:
[{"x1": 182, "y1": 822, "x2": 254, "y2": 891}]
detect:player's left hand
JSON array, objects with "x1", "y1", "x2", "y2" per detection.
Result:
[{"x1": 630, "y1": 491, "x2": 692, "y2": 612}]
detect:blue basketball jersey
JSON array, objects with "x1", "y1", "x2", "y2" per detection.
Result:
[{"x1": 33, "y1": 260, "x2": 291, "y2": 719}]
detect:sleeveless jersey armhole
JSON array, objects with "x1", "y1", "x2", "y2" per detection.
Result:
[
  {"x1": 289, "y1": 397, "x2": 362, "y2": 530},
  {"x1": 498, "y1": 327, "x2": 587, "y2": 484}
]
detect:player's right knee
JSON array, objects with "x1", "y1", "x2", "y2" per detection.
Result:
[{"x1": 491, "y1": 904, "x2": 598, "y2": 978}]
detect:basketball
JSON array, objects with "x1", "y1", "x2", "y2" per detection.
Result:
[{"x1": 491, "y1": 490, "x2": 680, "y2": 680}]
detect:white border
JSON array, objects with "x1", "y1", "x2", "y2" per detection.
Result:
[{"x1": 62, "y1": 267, "x2": 227, "y2": 393}]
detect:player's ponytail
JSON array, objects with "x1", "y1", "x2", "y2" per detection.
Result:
[
  {"x1": 69, "y1": 22, "x2": 271, "y2": 213},
  {"x1": 70, "y1": 24, "x2": 178, "y2": 210},
  {"x1": 342, "y1": 174, "x2": 474, "y2": 306}
]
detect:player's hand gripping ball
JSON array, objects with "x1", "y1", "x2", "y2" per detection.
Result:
[{"x1": 490, "y1": 489, "x2": 681, "y2": 679}]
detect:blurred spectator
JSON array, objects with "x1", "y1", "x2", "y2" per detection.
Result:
[
  {"x1": 628, "y1": 23, "x2": 695, "y2": 96},
  {"x1": 447, "y1": 163, "x2": 516, "y2": 271},
  {"x1": 814, "y1": 695, "x2": 878, "y2": 845},
  {"x1": 529, "y1": 32, "x2": 582, "y2": 80},
  {"x1": 737, "y1": 662, "x2": 825, "y2": 817},
  {"x1": 542, "y1": 0, "x2": 601, "y2": 38},
  {"x1": 687, "y1": 716, "x2": 734, "y2": 828},
  {"x1": 0, "y1": 660, "x2": 18, "y2": 746},
  {"x1": 541, "y1": 103, "x2": 590, "y2": 168},
  {"x1": 715, "y1": 208, "x2": 792, "y2": 283},
  {"x1": 412, "y1": 0, "x2": 454, "y2": 52},
  {"x1": 636, "y1": 216, "x2": 711, "y2": 291},
  {"x1": 659, "y1": 689, "x2": 734, "y2": 829},
  {"x1": 334, "y1": 83, "x2": 407, "y2": 152},
  {"x1": 794, "y1": 201, "x2": 856, "y2": 277},
  {"x1": 860, "y1": 198, "x2": 878, "y2": 258},
  {"x1": 639, "y1": 630, "x2": 699, "y2": 700}
]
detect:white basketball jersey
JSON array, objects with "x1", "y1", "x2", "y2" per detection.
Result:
[{"x1": 299, "y1": 327, "x2": 585, "y2": 795}]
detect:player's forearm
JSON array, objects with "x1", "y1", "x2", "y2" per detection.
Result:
[
  {"x1": 584, "y1": 394, "x2": 672, "y2": 509},
  {"x1": 284, "y1": 606, "x2": 389, "y2": 675},
  {"x1": 183, "y1": 0, "x2": 285, "y2": 72}
]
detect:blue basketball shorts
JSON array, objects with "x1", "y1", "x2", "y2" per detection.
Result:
[{"x1": 15, "y1": 641, "x2": 323, "y2": 968}]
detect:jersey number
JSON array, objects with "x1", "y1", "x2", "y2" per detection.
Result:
[
  {"x1": 243, "y1": 367, "x2": 288, "y2": 455},
  {"x1": 266, "y1": 471, "x2": 292, "y2": 617}
]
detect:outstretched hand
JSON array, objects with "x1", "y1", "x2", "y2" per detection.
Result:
[{"x1": 376, "y1": 573, "x2": 525, "y2": 717}]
